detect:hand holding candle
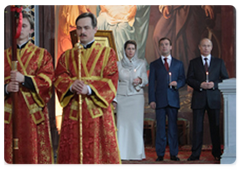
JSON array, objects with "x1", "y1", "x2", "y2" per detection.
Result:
[
  {"x1": 133, "y1": 69, "x2": 139, "y2": 86},
  {"x1": 132, "y1": 69, "x2": 137, "y2": 79},
  {"x1": 169, "y1": 72, "x2": 177, "y2": 88},
  {"x1": 205, "y1": 71, "x2": 214, "y2": 89}
]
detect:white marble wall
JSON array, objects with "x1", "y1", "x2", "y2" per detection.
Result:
[{"x1": 219, "y1": 78, "x2": 236, "y2": 164}]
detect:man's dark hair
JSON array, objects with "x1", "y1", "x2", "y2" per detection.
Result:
[
  {"x1": 124, "y1": 40, "x2": 137, "y2": 50},
  {"x1": 158, "y1": 37, "x2": 172, "y2": 46},
  {"x1": 75, "y1": 12, "x2": 97, "y2": 28}
]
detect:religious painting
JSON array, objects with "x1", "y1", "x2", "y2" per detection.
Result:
[
  {"x1": 146, "y1": 5, "x2": 220, "y2": 71},
  {"x1": 96, "y1": 5, "x2": 150, "y2": 61}
]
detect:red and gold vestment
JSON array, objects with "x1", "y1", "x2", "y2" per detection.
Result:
[
  {"x1": 54, "y1": 42, "x2": 121, "y2": 164},
  {"x1": 4, "y1": 41, "x2": 54, "y2": 164}
]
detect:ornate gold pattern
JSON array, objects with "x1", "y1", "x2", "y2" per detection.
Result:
[
  {"x1": 82, "y1": 76, "x2": 117, "y2": 94},
  {"x1": 37, "y1": 119, "x2": 54, "y2": 164},
  {"x1": 71, "y1": 49, "x2": 78, "y2": 74},
  {"x1": 6, "y1": 48, "x2": 12, "y2": 66},
  {"x1": 29, "y1": 76, "x2": 45, "y2": 107},
  {"x1": 25, "y1": 47, "x2": 37, "y2": 67},
  {"x1": 65, "y1": 50, "x2": 70, "y2": 71},
  {"x1": 15, "y1": 42, "x2": 49, "y2": 108},
  {"x1": 4, "y1": 103, "x2": 12, "y2": 124},
  {"x1": 77, "y1": 43, "x2": 83, "y2": 164},
  {"x1": 54, "y1": 42, "x2": 120, "y2": 163},
  {"x1": 69, "y1": 98, "x2": 84, "y2": 120},
  {"x1": 89, "y1": 85, "x2": 109, "y2": 108},
  {"x1": 88, "y1": 48, "x2": 104, "y2": 76},
  {"x1": 11, "y1": 61, "x2": 18, "y2": 70},
  {"x1": 60, "y1": 91, "x2": 74, "y2": 107},
  {"x1": 13, "y1": 138, "x2": 19, "y2": 150},
  {"x1": 4, "y1": 41, "x2": 54, "y2": 163},
  {"x1": 85, "y1": 98, "x2": 103, "y2": 118},
  {"x1": 21, "y1": 90, "x2": 45, "y2": 124},
  {"x1": 4, "y1": 76, "x2": 11, "y2": 82},
  {"x1": 38, "y1": 73, "x2": 52, "y2": 87},
  {"x1": 100, "y1": 47, "x2": 110, "y2": 78}
]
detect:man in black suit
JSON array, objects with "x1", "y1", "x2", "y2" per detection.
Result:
[{"x1": 186, "y1": 38, "x2": 229, "y2": 161}]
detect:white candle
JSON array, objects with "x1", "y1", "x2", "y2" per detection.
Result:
[
  {"x1": 206, "y1": 71, "x2": 209, "y2": 83},
  {"x1": 133, "y1": 69, "x2": 137, "y2": 78},
  {"x1": 132, "y1": 69, "x2": 137, "y2": 86},
  {"x1": 169, "y1": 72, "x2": 172, "y2": 82},
  {"x1": 169, "y1": 72, "x2": 172, "y2": 88}
]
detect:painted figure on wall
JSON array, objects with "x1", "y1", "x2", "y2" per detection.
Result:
[
  {"x1": 97, "y1": 5, "x2": 150, "y2": 60},
  {"x1": 152, "y1": 6, "x2": 215, "y2": 72}
]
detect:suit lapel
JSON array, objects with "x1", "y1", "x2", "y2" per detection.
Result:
[
  {"x1": 156, "y1": 58, "x2": 168, "y2": 72},
  {"x1": 169, "y1": 58, "x2": 175, "y2": 72},
  {"x1": 196, "y1": 56, "x2": 206, "y2": 74},
  {"x1": 208, "y1": 56, "x2": 215, "y2": 73}
]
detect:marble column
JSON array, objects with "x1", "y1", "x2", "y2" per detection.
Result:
[{"x1": 218, "y1": 78, "x2": 236, "y2": 164}]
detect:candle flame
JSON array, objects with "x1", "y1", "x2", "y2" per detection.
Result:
[{"x1": 169, "y1": 72, "x2": 171, "y2": 75}]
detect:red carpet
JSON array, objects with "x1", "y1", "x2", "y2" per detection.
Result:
[{"x1": 121, "y1": 145, "x2": 221, "y2": 164}]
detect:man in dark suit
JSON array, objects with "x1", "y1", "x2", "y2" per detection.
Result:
[
  {"x1": 186, "y1": 38, "x2": 229, "y2": 161},
  {"x1": 148, "y1": 37, "x2": 185, "y2": 161}
]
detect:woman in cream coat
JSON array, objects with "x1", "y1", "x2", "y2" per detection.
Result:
[{"x1": 113, "y1": 40, "x2": 148, "y2": 160}]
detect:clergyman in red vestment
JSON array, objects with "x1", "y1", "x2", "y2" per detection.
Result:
[
  {"x1": 4, "y1": 13, "x2": 54, "y2": 164},
  {"x1": 54, "y1": 12, "x2": 121, "y2": 164}
]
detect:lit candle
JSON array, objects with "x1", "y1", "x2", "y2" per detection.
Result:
[
  {"x1": 132, "y1": 69, "x2": 137, "y2": 86},
  {"x1": 206, "y1": 71, "x2": 209, "y2": 83},
  {"x1": 133, "y1": 69, "x2": 137, "y2": 78},
  {"x1": 169, "y1": 72, "x2": 172, "y2": 88}
]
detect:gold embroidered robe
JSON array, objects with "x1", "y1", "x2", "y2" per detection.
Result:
[
  {"x1": 4, "y1": 41, "x2": 54, "y2": 164},
  {"x1": 54, "y1": 42, "x2": 121, "y2": 164}
]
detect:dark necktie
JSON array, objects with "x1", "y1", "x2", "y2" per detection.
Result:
[
  {"x1": 164, "y1": 58, "x2": 169, "y2": 71},
  {"x1": 204, "y1": 58, "x2": 208, "y2": 71}
]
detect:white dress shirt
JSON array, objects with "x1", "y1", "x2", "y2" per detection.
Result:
[
  {"x1": 161, "y1": 55, "x2": 172, "y2": 67},
  {"x1": 201, "y1": 54, "x2": 211, "y2": 67}
]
